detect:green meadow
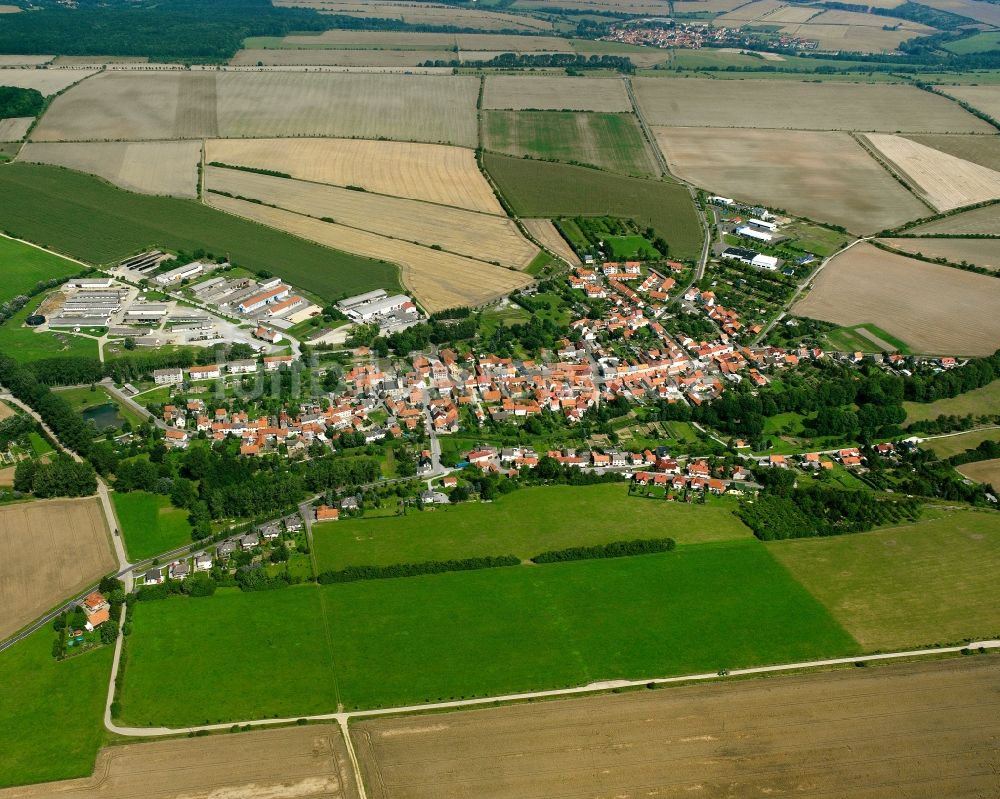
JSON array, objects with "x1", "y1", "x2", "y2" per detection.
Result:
[
  {"x1": 0, "y1": 626, "x2": 114, "y2": 788},
  {"x1": 112, "y1": 490, "x2": 194, "y2": 561},
  {"x1": 314, "y1": 483, "x2": 753, "y2": 571},
  {"x1": 119, "y1": 541, "x2": 858, "y2": 724}
]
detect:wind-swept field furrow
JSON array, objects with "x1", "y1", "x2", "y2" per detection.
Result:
[
  {"x1": 206, "y1": 138, "x2": 502, "y2": 213},
  {"x1": 205, "y1": 194, "x2": 532, "y2": 312},
  {"x1": 205, "y1": 166, "x2": 538, "y2": 269}
]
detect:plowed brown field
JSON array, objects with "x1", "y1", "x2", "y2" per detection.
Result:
[
  {"x1": 354, "y1": 656, "x2": 1000, "y2": 799},
  {"x1": 0, "y1": 724, "x2": 359, "y2": 799},
  {"x1": 793, "y1": 242, "x2": 1000, "y2": 355},
  {"x1": 0, "y1": 498, "x2": 115, "y2": 640}
]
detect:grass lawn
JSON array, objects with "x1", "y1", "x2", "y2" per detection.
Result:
[
  {"x1": 0, "y1": 163, "x2": 401, "y2": 303},
  {"x1": 782, "y1": 222, "x2": 851, "y2": 258},
  {"x1": 484, "y1": 153, "x2": 703, "y2": 261},
  {"x1": 119, "y1": 541, "x2": 857, "y2": 722},
  {"x1": 120, "y1": 587, "x2": 340, "y2": 726},
  {"x1": 0, "y1": 234, "x2": 81, "y2": 305},
  {"x1": 112, "y1": 491, "x2": 194, "y2": 561},
  {"x1": 922, "y1": 428, "x2": 1000, "y2": 459},
  {"x1": 27, "y1": 431, "x2": 53, "y2": 456},
  {"x1": 314, "y1": 484, "x2": 753, "y2": 571},
  {"x1": 768, "y1": 508, "x2": 1000, "y2": 651},
  {"x1": 904, "y1": 380, "x2": 1000, "y2": 424},
  {"x1": 0, "y1": 304, "x2": 98, "y2": 362},
  {"x1": 482, "y1": 110, "x2": 658, "y2": 176},
  {"x1": 0, "y1": 626, "x2": 114, "y2": 788}
]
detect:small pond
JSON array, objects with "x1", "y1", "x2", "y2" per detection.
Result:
[{"x1": 82, "y1": 402, "x2": 124, "y2": 432}]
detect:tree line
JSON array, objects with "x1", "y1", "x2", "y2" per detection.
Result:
[
  {"x1": 531, "y1": 537, "x2": 676, "y2": 563},
  {"x1": 317, "y1": 555, "x2": 520, "y2": 584}
]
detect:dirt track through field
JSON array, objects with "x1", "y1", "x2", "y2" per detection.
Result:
[
  {"x1": 0, "y1": 724, "x2": 359, "y2": 799},
  {"x1": 354, "y1": 656, "x2": 1000, "y2": 799},
  {"x1": 793, "y1": 242, "x2": 1000, "y2": 355},
  {"x1": 0, "y1": 498, "x2": 115, "y2": 641}
]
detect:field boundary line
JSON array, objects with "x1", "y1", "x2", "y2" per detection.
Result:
[
  {"x1": 103, "y1": 639, "x2": 1000, "y2": 739},
  {"x1": 851, "y1": 131, "x2": 936, "y2": 214}
]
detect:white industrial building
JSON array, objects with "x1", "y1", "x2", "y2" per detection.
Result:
[
  {"x1": 751, "y1": 254, "x2": 779, "y2": 271},
  {"x1": 155, "y1": 261, "x2": 206, "y2": 286},
  {"x1": 748, "y1": 218, "x2": 778, "y2": 232},
  {"x1": 736, "y1": 226, "x2": 773, "y2": 243},
  {"x1": 125, "y1": 304, "x2": 169, "y2": 320},
  {"x1": 67, "y1": 277, "x2": 114, "y2": 290},
  {"x1": 339, "y1": 290, "x2": 413, "y2": 322}
]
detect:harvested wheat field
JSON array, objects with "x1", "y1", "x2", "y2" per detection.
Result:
[
  {"x1": 0, "y1": 401, "x2": 14, "y2": 421},
  {"x1": 634, "y1": 78, "x2": 991, "y2": 132},
  {"x1": 0, "y1": 55, "x2": 53, "y2": 65},
  {"x1": 904, "y1": 133, "x2": 1000, "y2": 172},
  {"x1": 0, "y1": 498, "x2": 115, "y2": 641},
  {"x1": 206, "y1": 138, "x2": 501, "y2": 213},
  {"x1": 230, "y1": 48, "x2": 458, "y2": 67},
  {"x1": 355, "y1": 657, "x2": 1000, "y2": 799},
  {"x1": 205, "y1": 166, "x2": 536, "y2": 268},
  {"x1": 864, "y1": 133, "x2": 1000, "y2": 211},
  {"x1": 907, "y1": 203, "x2": 1000, "y2": 235},
  {"x1": 793, "y1": 242, "x2": 1000, "y2": 355},
  {"x1": 880, "y1": 237, "x2": 1000, "y2": 270},
  {"x1": 275, "y1": 0, "x2": 552, "y2": 30},
  {"x1": 207, "y1": 195, "x2": 531, "y2": 312},
  {"x1": 483, "y1": 75, "x2": 630, "y2": 112},
  {"x1": 715, "y1": 0, "x2": 788, "y2": 23},
  {"x1": 279, "y1": 30, "x2": 574, "y2": 51},
  {"x1": 937, "y1": 84, "x2": 1000, "y2": 121},
  {"x1": 778, "y1": 20, "x2": 932, "y2": 51},
  {"x1": 0, "y1": 724, "x2": 359, "y2": 799},
  {"x1": 957, "y1": 458, "x2": 1000, "y2": 488},
  {"x1": 523, "y1": 218, "x2": 580, "y2": 264},
  {"x1": 0, "y1": 68, "x2": 96, "y2": 95},
  {"x1": 32, "y1": 72, "x2": 479, "y2": 146},
  {"x1": 20, "y1": 141, "x2": 202, "y2": 197},
  {"x1": 0, "y1": 118, "x2": 31, "y2": 142},
  {"x1": 654, "y1": 128, "x2": 926, "y2": 233}
]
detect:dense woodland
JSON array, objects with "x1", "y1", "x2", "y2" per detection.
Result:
[{"x1": 0, "y1": 86, "x2": 43, "y2": 119}]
